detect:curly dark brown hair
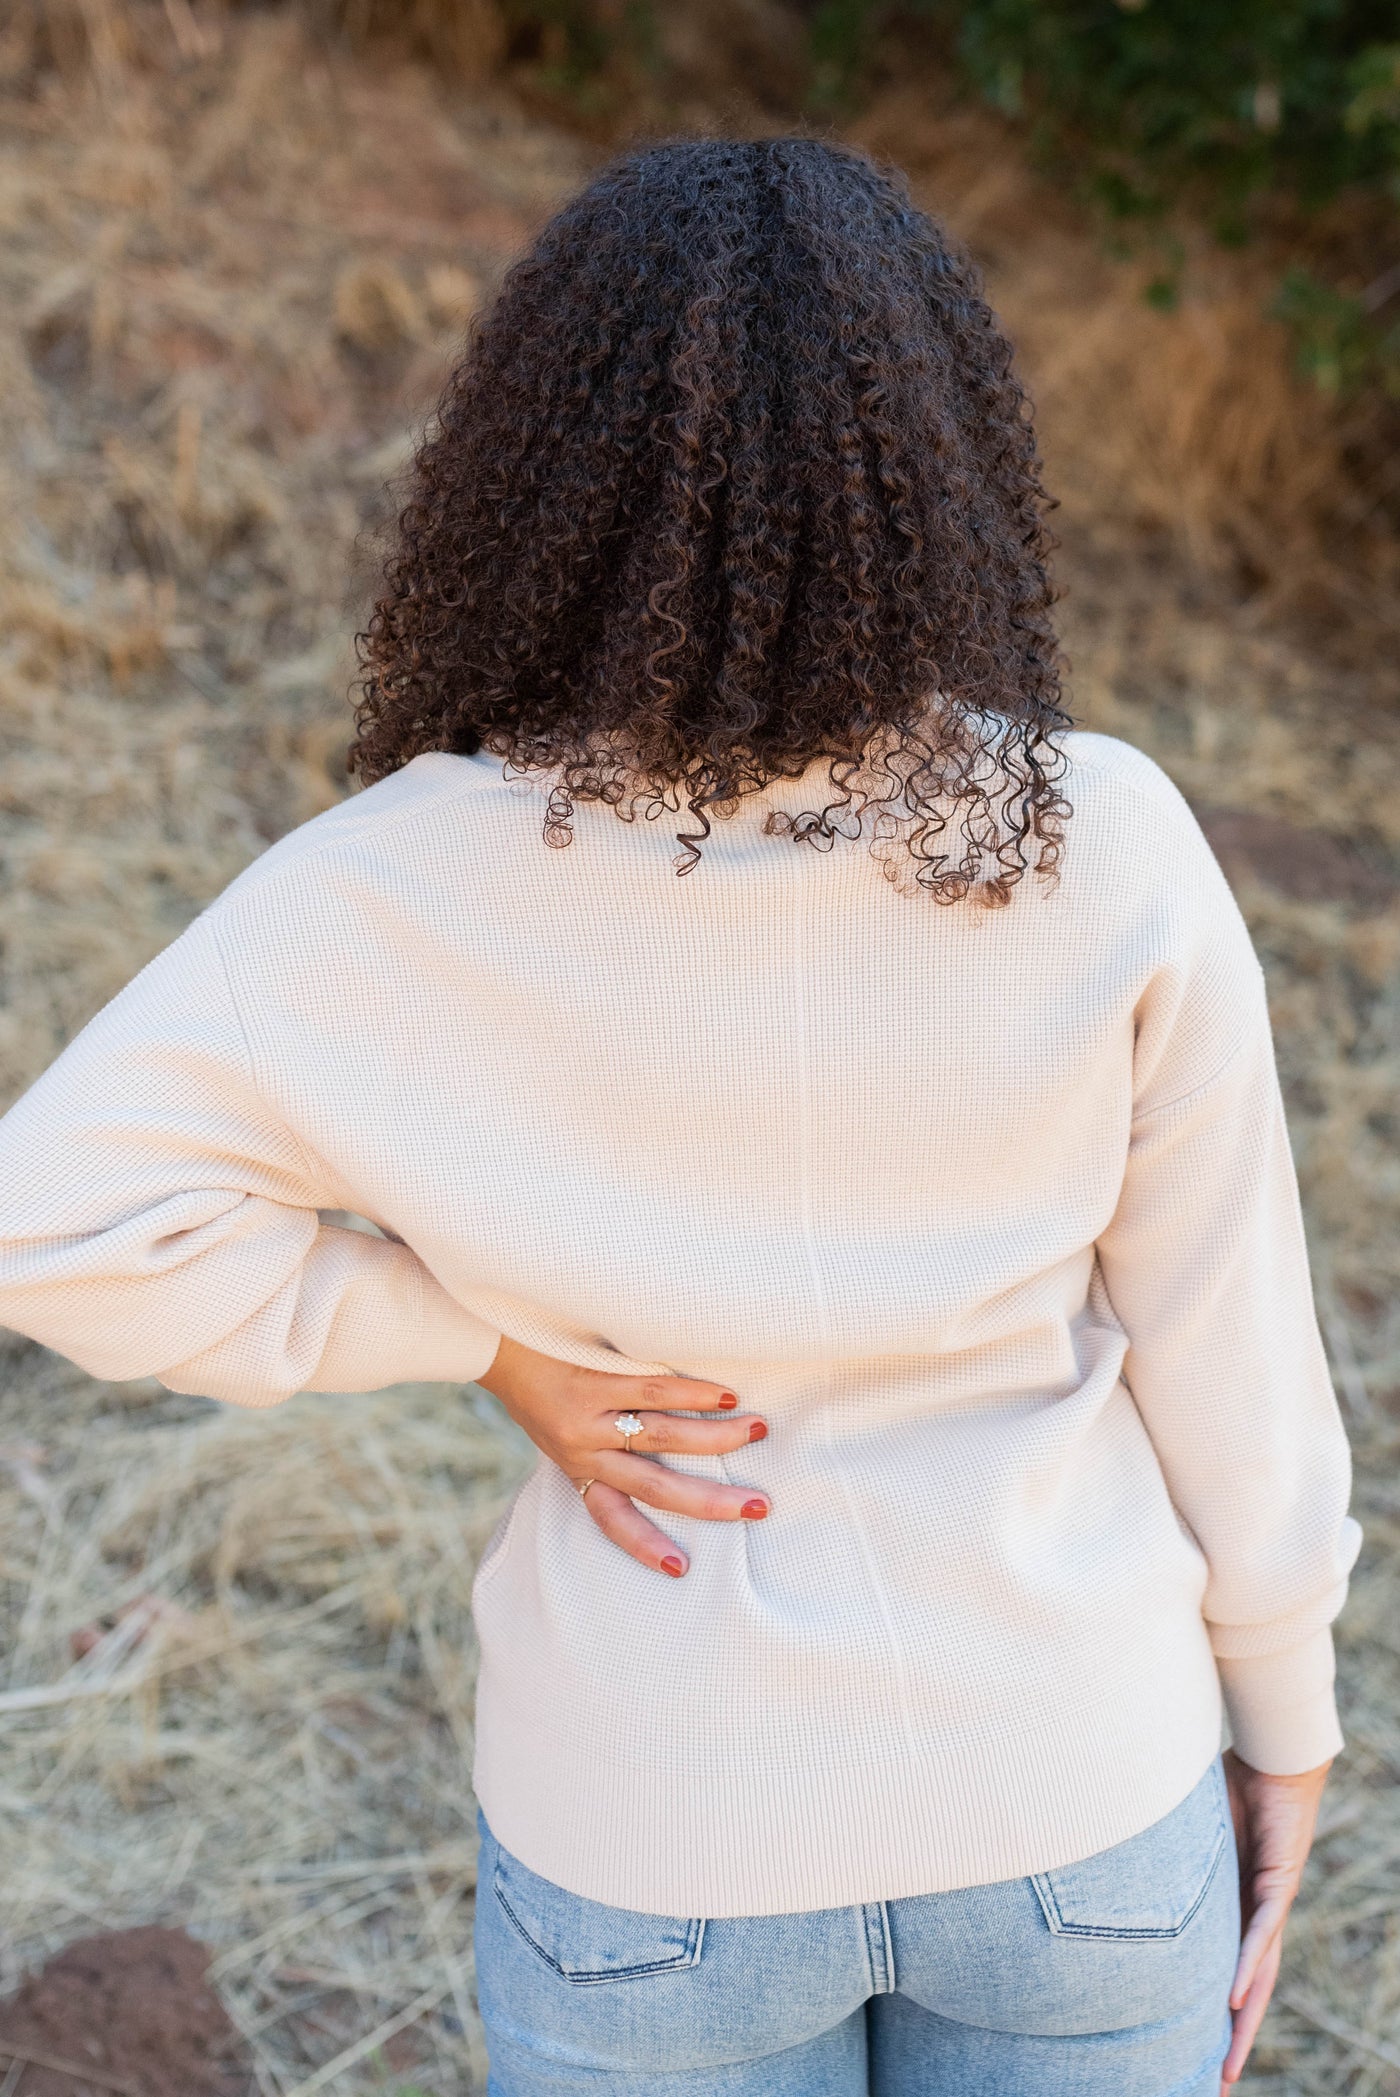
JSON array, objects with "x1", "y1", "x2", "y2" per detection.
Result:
[{"x1": 352, "y1": 135, "x2": 1073, "y2": 901}]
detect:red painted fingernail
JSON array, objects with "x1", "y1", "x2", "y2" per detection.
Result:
[
  {"x1": 718, "y1": 1392, "x2": 738, "y2": 1410},
  {"x1": 741, "y1": 1499, "x2": 768, "y2": 1520},
  {"x1": 661, "y1": 1556, "x2": 686, "y2": 1577},
  {"x1": 748, "y1": 1421, "x2": 768, "y2": 1442}
]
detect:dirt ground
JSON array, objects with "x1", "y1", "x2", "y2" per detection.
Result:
[
  {"x1": 0, "y1": 1926, "x2": 248, "y2": 2096},
  {"x1": 0, "y1": 11, "x2": 1397, "y2": 2093}
]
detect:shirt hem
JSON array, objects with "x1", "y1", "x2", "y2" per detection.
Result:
[{"x1": 473, "y1": 1633, "x2": 1225, "y2": 1917}]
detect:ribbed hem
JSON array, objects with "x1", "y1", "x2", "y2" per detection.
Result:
[
  {"x1": 473, "y1": 1632, "x2": 1227, "y2": 1917},
  {"x1": 403, "y1": 1271, "x2": 501, "y2": 1385},
  {"x1": 1217, "y1": 1630, "x2": 1343, "y2": 1774}
]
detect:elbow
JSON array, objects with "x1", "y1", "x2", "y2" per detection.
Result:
[
  {"x1": 0, "y1": 1310, "x2": 186, "y2": 1390},
  {"x1": 156, "y1": 1351, "x2": 303, "y2": 1409}
]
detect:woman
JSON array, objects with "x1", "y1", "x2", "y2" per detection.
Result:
[{"x1": 0, "y1": 139, "x2": 1359, "y2": 2095}]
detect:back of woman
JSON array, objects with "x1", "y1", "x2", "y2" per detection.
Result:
[{"x1": 0, "y1": 138, "x2": 1359, "y2": 2097}]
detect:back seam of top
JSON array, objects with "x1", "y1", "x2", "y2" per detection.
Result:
[{"x1": 795, "y1": 860, "x2": 926, "y2": 1765}]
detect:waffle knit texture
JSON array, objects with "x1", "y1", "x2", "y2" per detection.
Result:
[{"x1": 0, "y1": 731, "x2": 1360, "y2": 1916}]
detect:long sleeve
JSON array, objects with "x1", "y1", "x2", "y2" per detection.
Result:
[
  {"x1": 1094, "y1": 838, "x2": 1361, "y2": 1775},
  {"x1": 0, "y1": 912, "x2": 501, "y2": 1406}
]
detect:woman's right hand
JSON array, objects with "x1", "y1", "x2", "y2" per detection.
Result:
[{"x1": 477, "y1": 1334, "x2": 770, "y2": 1578}]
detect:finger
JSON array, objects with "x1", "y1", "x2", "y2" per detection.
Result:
[
  {"x1": 618, "y1": 1411, "x2": 768, "y2": 1457},
  {"x1": 604, "y1": 1375, "x2": 744, "y2": 1415},
  {"x1": 583, "y1": 1482, "x2": 690, "y2": 1577},
  {"x1": 550, "y1": 1412, "x2": 764, "y2": 1480},
  {"x1": 1222, "y1": 1932, "x2": 1282, "y2": 2084},
  {"x1": 602, "y1": 1453, "x2": 769, "y2": 1523},
  {"x1": 1230, "y1": 1892, "x2": 1291, "y2": 2009}
]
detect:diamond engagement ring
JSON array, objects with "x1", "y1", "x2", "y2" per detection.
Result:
[{"x1": 614, "y1": 1412, "x2": 645, "y2": 1448}]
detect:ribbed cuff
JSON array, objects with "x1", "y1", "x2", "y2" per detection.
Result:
[
  {"x1": 403, "y1": 1270, "x2": 502, "y2": 1386},
  {"x1": 1217, "y1": 1629, "x2": 1344, "y2": 1774}
]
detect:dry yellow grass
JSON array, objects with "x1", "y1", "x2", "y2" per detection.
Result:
[
  {"x1": 0, "y1": 1343, "x2": 531, "y2": 2090},
  {"x1": 853, "y1": 79, "x2": 1400, "y2": 632},
  {"x1": 0, "y1": 11, "x2": 1397, "y2": 2092}
]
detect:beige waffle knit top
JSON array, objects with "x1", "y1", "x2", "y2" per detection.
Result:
[{"x1": 0, "y1": 729, "x2": 1359, "y2": 1915}]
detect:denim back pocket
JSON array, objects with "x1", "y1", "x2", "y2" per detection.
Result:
[
  {"x1": 1032, "y1": 1758, "x2": 1230, "y2": 1941},
  {"x1": 492, "y1": 1845, "x2": 706, "y2": 1985}
]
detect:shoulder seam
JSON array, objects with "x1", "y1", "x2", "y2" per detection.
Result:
[
  {"x1": 208, "y1": 913, "x2": 324, "y2": 1194},
  {"x1": 1131, "y1": 996, "x2": 1267, "y2": 1128}
]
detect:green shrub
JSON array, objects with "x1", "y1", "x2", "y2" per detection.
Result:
[
  {"x1": 939, "y1": 3, "x2": 1400, "y2": 218},
  {"x1": 807, "y1": 1, "x2": 1400, "y2": 396}
]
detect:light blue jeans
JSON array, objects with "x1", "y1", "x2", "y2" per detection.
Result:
[{"x1": 475, "y1": 1757, "x2": 1239, "y2": 2095}]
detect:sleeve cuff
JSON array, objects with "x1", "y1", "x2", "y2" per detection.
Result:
[
  {"x1": 401, "y1": 1267, "x2": 502, "y2": 1386},
  {"x1": 1217, "y1": 1629, "x2": 1344, "y2": 1774}
]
